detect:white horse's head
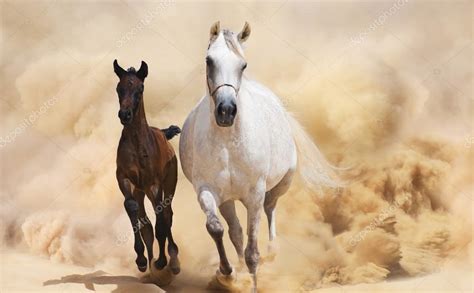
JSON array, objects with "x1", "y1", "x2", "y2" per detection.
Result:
[{"x1": 206, "y1": 21, "x2": 251, "y2": 127}]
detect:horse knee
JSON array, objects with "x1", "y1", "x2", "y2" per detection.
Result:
[{"x1": 206, "y1": 216, "x2": 224, "y2": 240}]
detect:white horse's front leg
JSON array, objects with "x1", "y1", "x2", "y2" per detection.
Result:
[
  {"x1": 243, "y1": 185, "x2": 265, "y2": 290},
  {"x1": 198, "y1": 189, "x2": 233, "y2": 276}
]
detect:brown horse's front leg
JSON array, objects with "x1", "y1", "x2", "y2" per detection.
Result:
[
  {"x1": 136, "y1": 189, "x2": 155, "y2": 270},
  {"x1": 118, "y1": 176, "x2": 147, "y2": 272}
]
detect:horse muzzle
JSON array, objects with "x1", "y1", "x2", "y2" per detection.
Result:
[
  {"x1": 118, "y1": 109, "x2": 133, "y2": 125},
  {"x1": 215, "y1": 100, "x2": 237, "y2": 127}
]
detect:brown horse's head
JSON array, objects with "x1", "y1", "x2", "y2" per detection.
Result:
[{"x1": 113, "y1": 60, "x2": 148, "y2": 125}]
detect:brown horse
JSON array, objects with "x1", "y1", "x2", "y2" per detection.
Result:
[{"x1": 114, "y1": 59, "x2": 181, "y2": 275}]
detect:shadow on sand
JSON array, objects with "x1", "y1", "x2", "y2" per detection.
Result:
[{"x1": 43, "y1": 270, "x2": 164, "y2": 292}]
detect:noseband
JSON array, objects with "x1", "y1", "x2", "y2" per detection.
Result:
[{"x1": 208, "y1": 81, "x2": 238, "y2": 97}]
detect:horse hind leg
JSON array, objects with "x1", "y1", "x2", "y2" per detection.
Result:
[
  {"x1": 243, "y1": 187, "x2": 265, "y2": 292},
  {"x1": 219, "y1": 200, "x2": 244, "y2": 262},
  {"x1": 264, "y1": 168, "x2": 295, "y2": 255},
  {"x1": 153, "y1": 187, "x2": 168, "y2": 270},
  {"x1": 162, "y1": 164, "x2": 180, "y2": 275},
  {"x1": 136, "y1": 190, "x2": 155, "y2": 270}
]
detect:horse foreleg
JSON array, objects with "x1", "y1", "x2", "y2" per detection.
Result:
[
  {"x1": 243, "y1": 189, "x2": 265, "y2": 291},
  {"x1": 219, "y1": 201, "x2": 244, "y2": 261},
  {"x1": 199, "y1": 190, "x2": 233, "y2": 275},
  {"x1": 118, "y1": 177, "x2": 147, "y2": 272},
  {"x1": 136, "y1": 190, "x2": 154, "y2": 270}
]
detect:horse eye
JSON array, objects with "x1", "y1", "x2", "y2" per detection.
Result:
[{"x1": 242, "y1": 63, "x2": 247, "y2": 70}]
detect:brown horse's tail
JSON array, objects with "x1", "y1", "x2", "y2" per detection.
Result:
[{"x1": 161, "y1": 125, "x2": 181, "y2": 140}]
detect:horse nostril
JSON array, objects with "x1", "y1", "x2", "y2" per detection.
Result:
[
  {"x1": 230, "y1": 104, "x2": 237, "y2": 116},
  {"x1": 217, "y1": 103, "x2": 225, "y2": 115}
]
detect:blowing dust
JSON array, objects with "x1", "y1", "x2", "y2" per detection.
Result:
[{"x1": 0, "y1": 1, "x2": 472, "y2": 291}]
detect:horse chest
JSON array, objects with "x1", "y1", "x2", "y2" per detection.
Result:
[
  {"x1": 121, "y1": 147, "x2": 158, "y2": 189},
  {"x1": 195, "y1": 140, "x2": 264, "y2": 199}
]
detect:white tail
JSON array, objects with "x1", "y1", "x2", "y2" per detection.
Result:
[{"x1": 288, "y1": 114, "x2": 344, "y2": 195}]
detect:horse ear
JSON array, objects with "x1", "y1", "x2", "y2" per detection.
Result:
[
  {"x1": 113, "y1": 59, "x2": 126, "y2": 79},
  {"x1": 238, "y1": 22, "x2": 251, "y2": 43},
  {"x1": 136, "y1": 61, "x2": 148, "y2": 81},
  {"x1": 210, "y1": 21, "x2": 220, "y2": 41}
]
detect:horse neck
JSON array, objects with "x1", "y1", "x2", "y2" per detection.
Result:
[{"x1": 123, "y1": 101, "x2": 150, "y2": 143}]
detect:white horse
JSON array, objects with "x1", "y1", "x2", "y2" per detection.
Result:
[{"x1": 179, "y1": 22, "x2": 340, "y2": 288}]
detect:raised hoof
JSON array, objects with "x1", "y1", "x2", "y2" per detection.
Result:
[
  {"x1": 154, "y1": 257, "x2": 167, "y2": 270},
  {"x1": 169, "y1": 257, "x2": 181, "y2": 275},
  {"x1": 136, "y1": 256, "x2": 148, "y2": 272}
]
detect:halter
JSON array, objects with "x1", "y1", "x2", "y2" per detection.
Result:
[{"x1": 208, "y1": 81, "x2": 238, "y2": 97}]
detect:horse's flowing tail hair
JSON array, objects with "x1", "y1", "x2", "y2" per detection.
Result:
[{"x1": 288, "y1": 114, "x2": 344, "y2": 195}]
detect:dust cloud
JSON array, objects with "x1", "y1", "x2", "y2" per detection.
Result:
[{"x1": 1, "y1": 0, "x2": 472, "y2": 291}]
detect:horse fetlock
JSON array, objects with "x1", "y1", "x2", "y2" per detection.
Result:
[
  {"x1": 154, "y1": 256, "x2": 168, "y2": 270},
  {"x1": 245, "y1": 247, "x2": 260, "y2": 274},
  {"x1": 219, "y1": 262, "x2": 233, "y2": 275},
  {"x1": 169, "y1": 255, "x2": 181, "y2": 275},
  {"x1": 168, "y1": 242, "x2": 179, "y2": 257}
]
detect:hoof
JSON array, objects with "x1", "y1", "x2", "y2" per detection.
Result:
[
  {"x1": 154, "y1": 257, "x2": 167, "y2": 270},
  {"x1": 137, "y1": 265, "x2": 147, "y2": 272},
  {"x1": 149, "y1": 259, "x2": 174, "y2": 286},
  {"x1": 208, "y1": 269, "x2": 253, "y2": 291},
  {"x1": 215, "y1": 268, "x2": 236, "y2": 288},
  {"x1": 169, "y1": 256, "x2": 181, "y2": 275},
  {"x1": 136, "y1": 256, "x2": 147, "y2": 272}
]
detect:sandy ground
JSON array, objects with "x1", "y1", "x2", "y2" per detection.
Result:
[
  {"x1": 0, "y1": 250, "x2": 161, "y2": 292},
  {"x1": 1, "y1": 249, "x2": 472, "y2": 292}
]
